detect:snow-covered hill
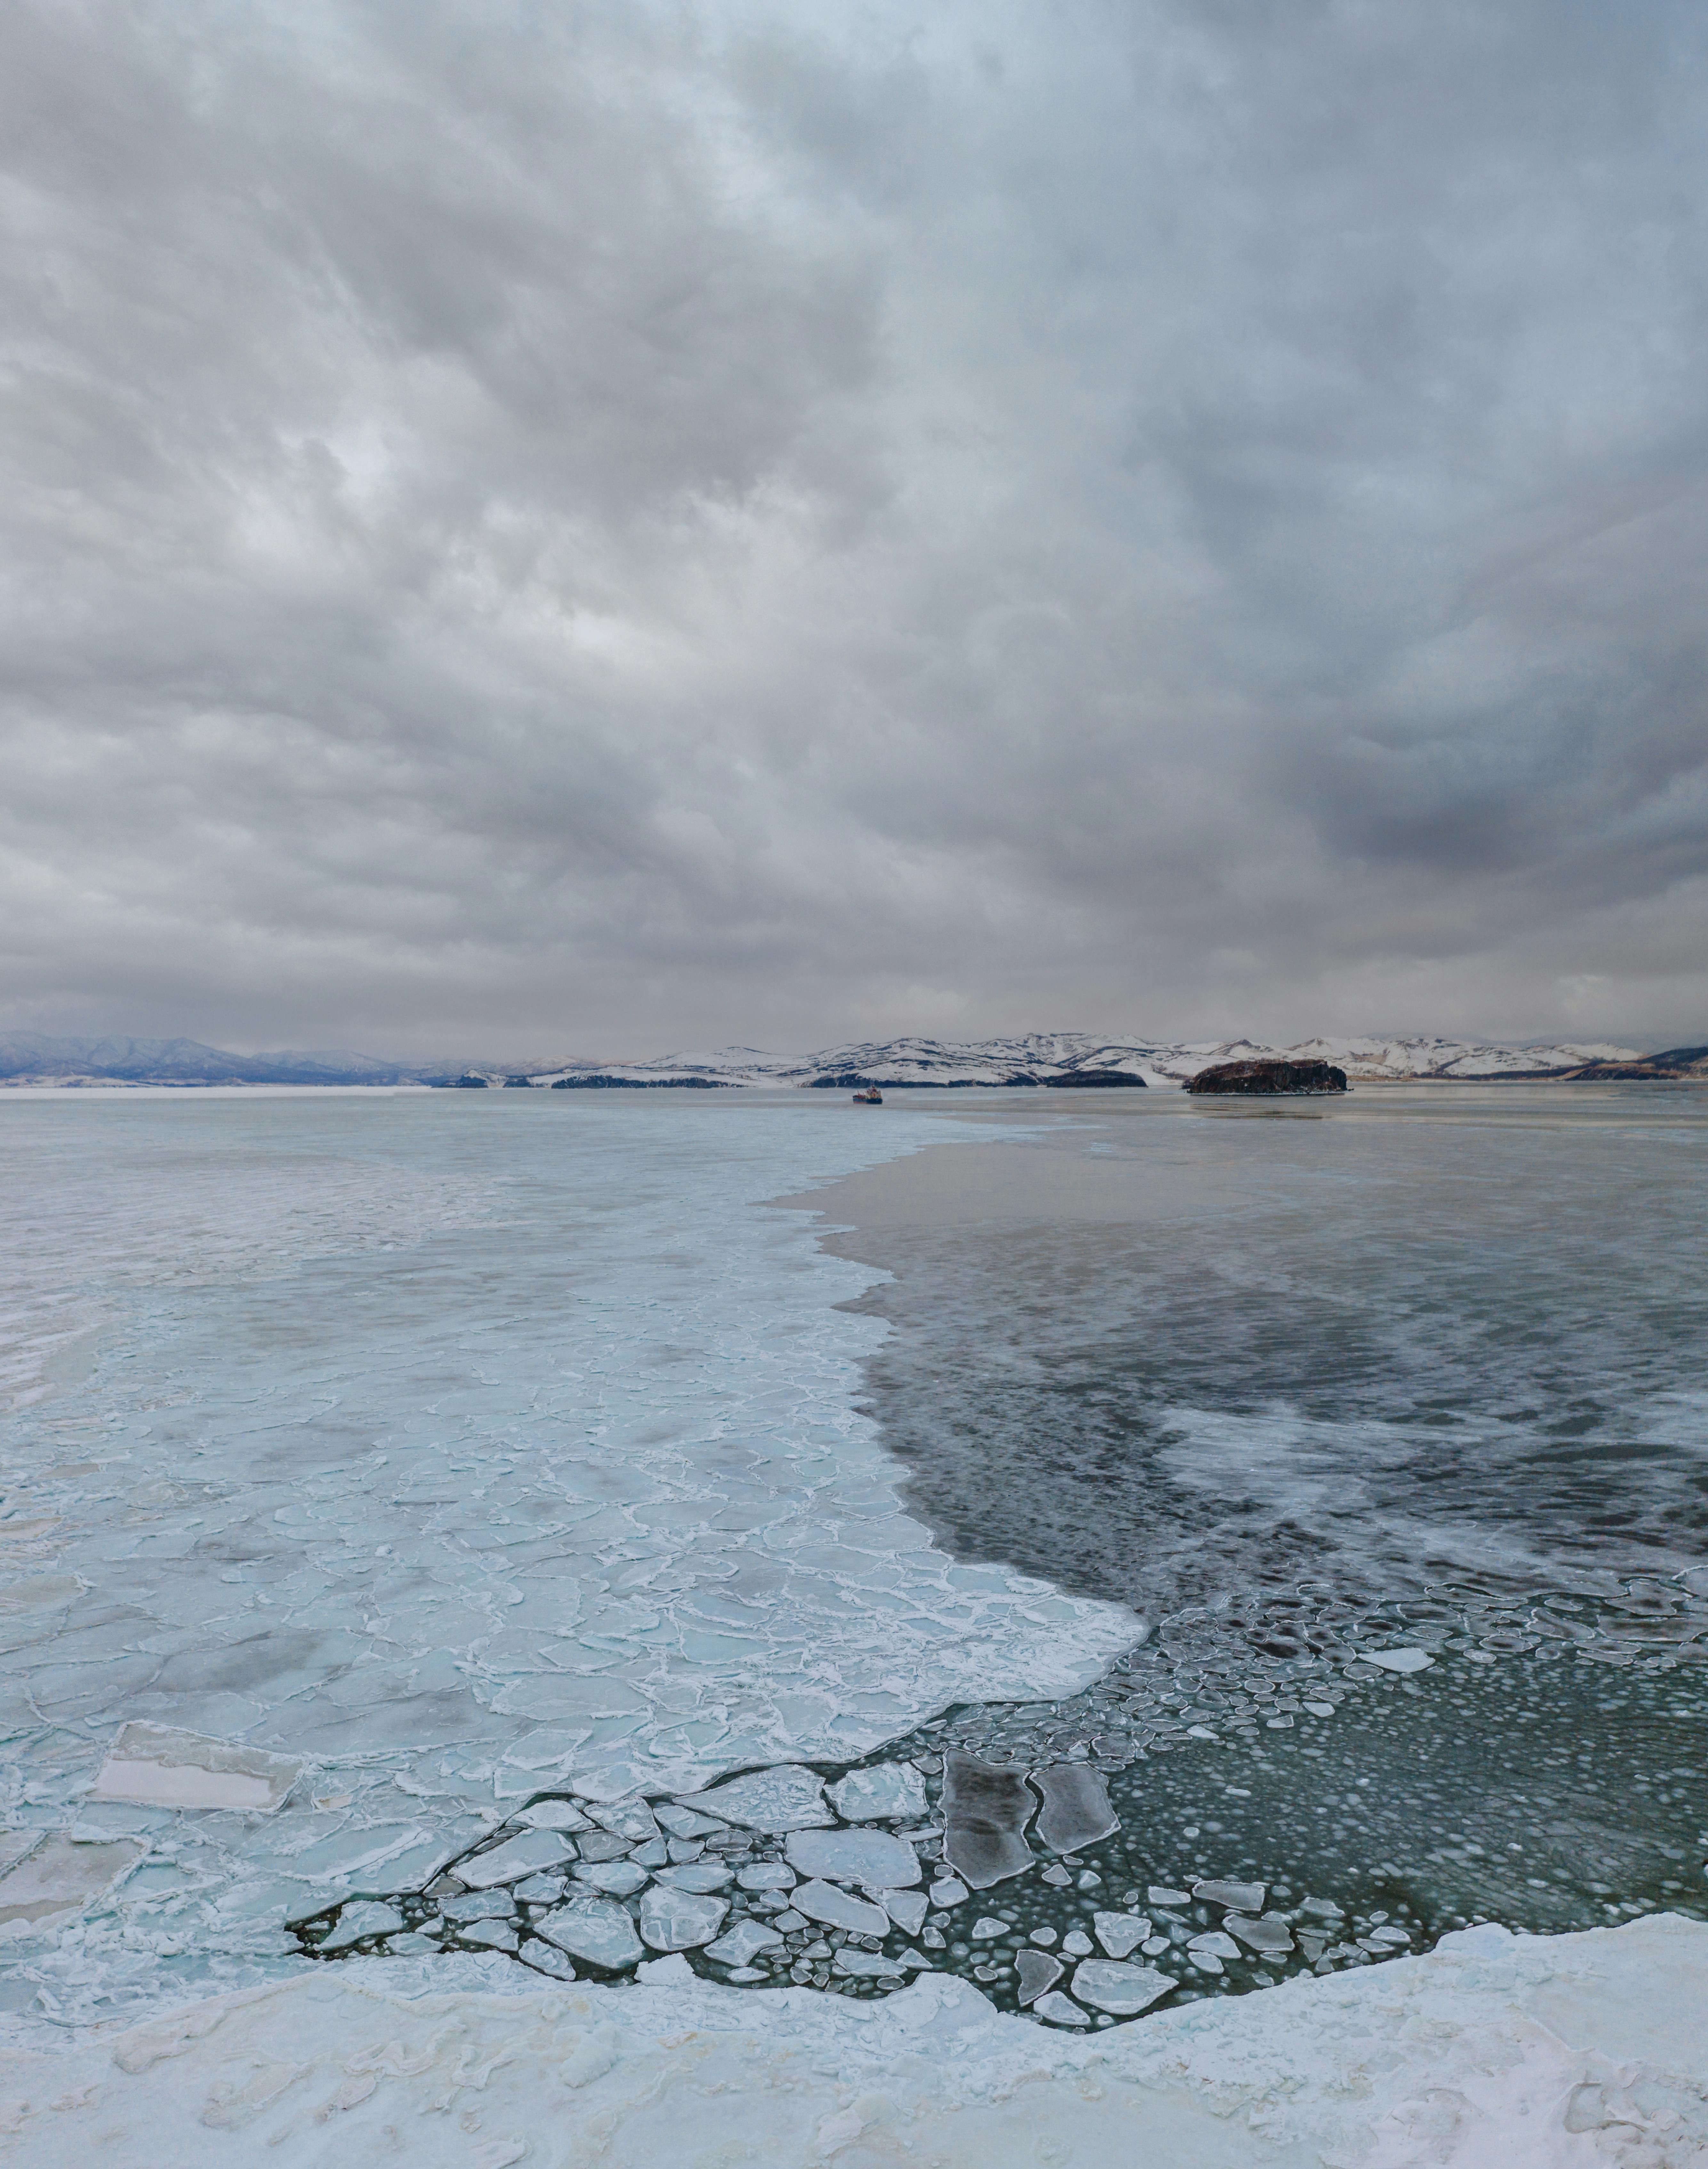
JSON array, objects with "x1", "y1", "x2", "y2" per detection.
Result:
[{"x1": 527, "y1": 1032, "x2": 1647, "y2": 1089}]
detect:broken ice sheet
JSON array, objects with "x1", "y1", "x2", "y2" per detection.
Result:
[{"x1": 91, "y1": 1724, "x2": 302, "y2": 1814}]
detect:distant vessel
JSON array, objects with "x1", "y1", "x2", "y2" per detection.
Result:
[{"x1": 852, "y1": 1086, "x2": 884, "y2": 1104}]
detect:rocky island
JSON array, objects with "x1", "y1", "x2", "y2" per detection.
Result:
[{"x1": 1185, "y1": 1058, "x2": 1348, "y2": 1095}]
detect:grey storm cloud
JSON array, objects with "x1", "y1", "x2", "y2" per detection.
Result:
[{"x1": 3, "y1": 0, "x2": 1706, "y2": 1057}]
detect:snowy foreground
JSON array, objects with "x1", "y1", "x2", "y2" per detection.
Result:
[{"x1": 4, "y1": 1915, "x2": 1704, "y2": 2165}]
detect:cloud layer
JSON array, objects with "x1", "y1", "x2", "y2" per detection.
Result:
[{"x1": 4, "y1": 0, "x2": 1706, "y2": 1055}]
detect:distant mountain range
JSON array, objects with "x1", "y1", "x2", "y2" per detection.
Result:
[
  {"x1": 0, "y1": 1034, "x2": 428, "y2": 1086},
  {"x1": 4, "y1": 1028, "x2": 1704, "y2": 1091}
]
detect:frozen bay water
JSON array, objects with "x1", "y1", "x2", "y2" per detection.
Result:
[{"x1": 0, "y1": 1089, "x2": 1135, "y2": 2028}]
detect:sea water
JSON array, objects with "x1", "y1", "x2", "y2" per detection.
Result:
[{"x1": 1, "y1": 1084, "x2": 1703, "y2": 2036}]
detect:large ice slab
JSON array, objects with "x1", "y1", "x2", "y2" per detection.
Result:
[
  {"x1": 676, "y1": 1767, "x2": 832, "y2": 1833},
  {"x1": 1031, "y1": 1764, "x2": 1118, "y2": 1854},
  {"x1": 784, "y1": 1829, "x2": 920, "y2": 1889},
  {"x1": 638, "y1": 1885, "x2": 728, "y2": 1951},
  {"x1": 456, "y1": 1830, "x2": 578, "y2": 1888},
  {"x1": 826, "y1": 1763, "x2": 927, "y2": 1823},
  {"x1": 942, "y1": 1753, "x2": 1035, "y2": 1888},
  {"x1": 0, "y1": 1834, "x2": 143, "y2": 1924},
  {"x1": 92, "y1": 1723, "x2": 303, "y2": 1813},
  {"x1": 789, "y1": 1879, "x2": 892, "y2": 1939},
  {"x1": 1071, "y1": 1959, "x2": 1177, "y2": 2014},
  {"x1": 536, "y1": 1896, "x2": 643, "y2": 1971}
]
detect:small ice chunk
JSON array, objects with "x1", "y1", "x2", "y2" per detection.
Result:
[
  {"x1": 772, "y1": 1909, "x2": 806, "y2": 1933},
  {"x1": 639, "y1": 1884, "x2": 729, "y2": 1950},
  {"x1": 320, "y1": 1901, "x2": 404, "y2": 1951},
  {"x1": 1148, "y1": 1886, "x2": 1190, "y2": 1907},
  {"x1": 1358, "y1": 1647, "x2": 1433, "y2": 1674},
  {"x1": 636, "y1": 1951, "x2": 694, "y2": 1985},
  {"x1": 1304, "y1": 1701, "x2": 1336, "y2": 1717},
  {"x1": 882, "y1": 1889, "x2": 928, "y2": 1937},
  {"x1": 738, "y1": 1862, "x2": 796, "y2": 1892},
  {"x1": 1071, "y1": 1959, "x2": 1176, "y2": 2015},
  {"x1": 970, "y1": 1916, "x2": 1006, "y2": 1941},
  {"x1": 590, "y1": 1799, "x2": 661, "y2": 1842},
  {"x1": 1367, "y1": 1924, "x2": 1412, "y2": 1946},
  {"x1": 0, "y1": 1836, "x2": 143, "y2": 1925},
  {"x1": 460, "y1": 1918, "x2": 519, "y2": 1952},
  {"x1": 517, "y1": 1799, "x2": 589, "y2": 1831},
  {"x1": 573, "y1": 1859, "x2": 649, "y2": 1896},
  {"x1": 1194, "y1": 1879, "x2": 1265, "y2": 1912},
  {"x1": 1093, "y1": 1912, "x2": 1151, "y2": 1960},
  {"x1": 676, "y1": 1767, "x2": 832, "y2": 1833},
  {"x1": 834, "y1": 1948, "x2": 906, "y2": 1976},
  {"x1": 706, "y1": 1918, "x2": 784, "y2": 1966},
  {"x1": 1041, "y1": 1865, "x2": 1072, "y2": 1887},
  {"x1": 92, "y1": 1724, "x2": 301, "y2": 1814},
  {"x1": 929, "y1": 1876, "x2": 968, "y2": 1909},
  {"x1": 576, "y1": 1833, "x2": 633, "y2": 1863},
  {"x1": 726, "y1": 1966, "x2": 767, "y2": 1983},
  {"x1": 1030, "y1": 1925, "x2": 1059, "y2": 1947},
  {"x1": 1188, "y1": 1931, "x2": 1242, "y2": 1959},
  {"x1": 1141, "y1": 1936, "x2": 1170, "y2": 1957},
  {"x1": 1300, "y1": 1896, "x2": 1344, "y2": 1920},
  {"x1": 1016, "y1": 1949, "x2": 1063, "y2": 2006},
  {"x1": 632, "y1": 1838, "x2": 670, "y2": 1869},
  {"x1": 654, "y1": 1804, "x2": 729, "y2": 1839},
  {"x1": 537, "y1": 1895, "x2": 643, "y2": 1970},
  {"x1": 654, "y1": 1862, "x2": 732, "y2": 1893},
  {"x1": 1192, "y1": 1951, "x2": 1224, "y2": 1975},
  {"x1": 827, "y1": 1763, "x2": 928, "y2": 1823},
  {"x1": 442, "y1": 1889, "x2": 517, "y2": 1922},
  {"x1": 1033, "y1": 1990, "x2": 1090, "y2": 2026},
  {"x1": 942, "y1": 1753, "x2": 1034, "y2": 1888},
  {"x1": 785, "y1": 1829, "x2": 920, "y2": 1889},
  {"x1": 1224, "y1": 1913, "x2": 1295, "y2": 1953},
  {"x1": 1062, "y1": 1929, "x2": 1094, "y2": 1957},
  {"x1": 384, "y1": 1933, "x2": 439, "y2": 1955},
  {"x1": 791, "y1": 1880, "x2": 892, "y2": 1939},
  {"x1": 460, "y1": 1830, "x2": 578, "y2": 1888},
  {"x1": 512, "y1": 1875, "x2": 567, "y2": 1904}
]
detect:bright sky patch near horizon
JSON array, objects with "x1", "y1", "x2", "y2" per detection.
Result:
[{"x1": 3, "y1": 1, "x2": 1706, "y2": 1060}]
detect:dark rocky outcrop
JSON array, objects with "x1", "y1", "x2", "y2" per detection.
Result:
[
  {"x1": 548, "y1": 1074, "x2": 731, "y2": 1089},
  {"x1": 1044, "y1": 1069, "x2": 1146, "y2": 1088},
  {"x1": 1186, "y1": 1058, "x2": 1348, "y2": 1096}
]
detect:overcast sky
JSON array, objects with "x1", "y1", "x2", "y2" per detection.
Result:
[{"x1": 4, "y1": 1, "x2": 1707, "y2": 1058}]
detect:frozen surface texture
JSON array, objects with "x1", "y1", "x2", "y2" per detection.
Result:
[
  {"x1": 0, "y1": 1094, "x2": 1133, "y2": 2030},
  {"x1": 3, "y1": 1917, "x2": 1704, "y2": 2166}
]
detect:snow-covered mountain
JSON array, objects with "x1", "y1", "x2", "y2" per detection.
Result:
[
  {"x1": 527, "y1": 1032, "x2": 1648, "y2": 1089},
  {"x1": 4, "y1": 1028, "x2": 1656, "y2": 1089}
]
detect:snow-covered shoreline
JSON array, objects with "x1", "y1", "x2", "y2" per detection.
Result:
[{"x1": 4, "y1": 1913, "x2": 1703, "y2": 2164}]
